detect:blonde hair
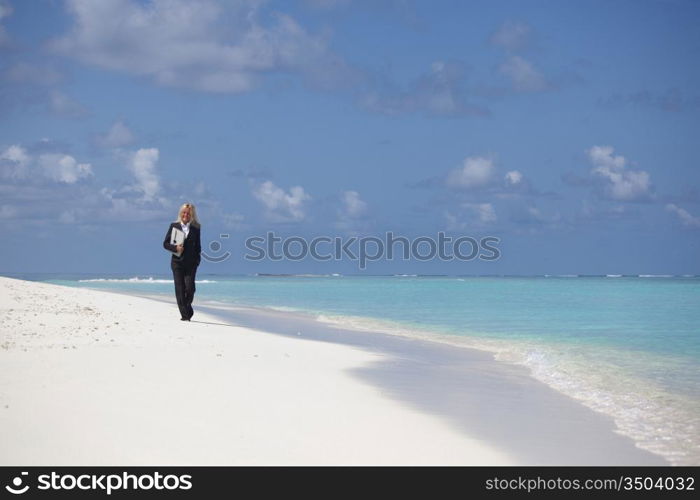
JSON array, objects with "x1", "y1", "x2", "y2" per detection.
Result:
[{"x1": 175, "y1": 202, "x2": 200, "y2": 227}]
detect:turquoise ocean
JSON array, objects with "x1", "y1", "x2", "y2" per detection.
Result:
[{"x1": 23, "y1": 273, "x2": 700, "y2": 465}]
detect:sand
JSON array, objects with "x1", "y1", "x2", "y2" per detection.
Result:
[
  {"x1": 0, "y1": 276, "x2": 668, "y2": 465},
  {"x1": 0, "y1": 276, "x2": 515, "y2": 465}
]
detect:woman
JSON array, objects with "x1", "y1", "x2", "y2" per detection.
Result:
[{"x1": 163, "y1": 203, "x2": 202, "y2": 321}]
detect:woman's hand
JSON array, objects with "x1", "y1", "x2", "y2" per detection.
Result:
[{"x1": 176, "y1": 244, "x2": 184, "y2": 254}]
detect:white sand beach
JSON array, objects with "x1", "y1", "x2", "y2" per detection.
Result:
[
  {"x1": 0, "y1": 276, "x2": 513, "y2": 465},
  {"x1": 0, "y1": 276, "x2": 667, "y2": 466}
]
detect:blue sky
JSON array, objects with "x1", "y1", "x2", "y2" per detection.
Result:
[{"x1": 1, "y1": 0, "x2": 699, "y2": 275}]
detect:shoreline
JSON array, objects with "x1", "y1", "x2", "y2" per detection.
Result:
[
  {"x1": 96, "y1": 290, "x2": 692, "y2": 466},
  {"x1": 0, "y1": 277, "x2": 667, "y2": 465},
  {"x1": 194, "y1": 300, "x2": 670, "y2": 466}
]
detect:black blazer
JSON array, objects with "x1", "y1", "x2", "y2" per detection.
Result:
[{"x1": 163, "y1": 222, "x2": 201, "y2": 268}]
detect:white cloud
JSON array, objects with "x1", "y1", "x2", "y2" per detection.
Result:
[
  {"x1": 99, "y1": 189, "x2": 168, "y2": 221},
  {"x1": 666, "y1": 204, "x2": 700, "y2": 228},
  {"x1": 588, "y1": 145, "x2": 626, "y2": 170},
  {"x1": 193, "y1": 181, "x2": 208, "y2": 197},
  {"x1": 577, "y1": 200, "x2": 631, "y2": 222},
  {"x1": 443, "y1": 210, "x2": 464, "y2": 231},
  {"x1": 361, "y1": 61, "x2": 488, "y2": 117},
  {"x1": 423, "y1": 61, "x2": 461, "y2": 114},
  {"x1": 1, "y1": 145, "x2": 92, "y2": 184},
  {"x1": 0, "y1": 204, "x2": 17, "y2": 218},
  {"x1": 487, "y1": 21, "x2": 566, "y2": 95},
  {"x1": 0, "y1": 0, "x2": 13, "y2": 47},
  {"x1": 38, "y1": 154, "x2": 93, "y2": 184},
  {"x1": 222, "y1": 212, "x2": 246, "y2": 230},
  {"x1": 0, "y1": 145, "x2": 30, "y2": 164},
  {"x1": 504, "y1": 170, "x2": 523, "y2": 185},
  {"x1": 304, "y1": 0, "x2": 350, "y2": 8},
  {"x1": 447, "y1": 203, "x2": 497, "y2": 227},
  {"x1": 0, "y1": 1, "x2": 11, "y2": 20},
  {"x1": 446, "y1": 156, "x2": 495, "y2": 189},
  {"x1": 490, "y1": 21, "x2": 531, "y2": 51},
  {"x1": 253, "y1": 180, "x2": 310, "y2": 222},
  {"x1": 99, "y1": 120, "x2": 135, "y2": 148},
  {"x1": 525, "y1": 206, "x2": 560, "y2": 224},
  {"x1": 465, "y1": 202, "x2": 497, "y2": 224},
  {"x1": 335, "y1": 190, "x2": 369, "y2": 232},
  {"x1": 587, "y1": 145, "x2": 651, "y2": 201},
  {"x1": 59, "y1": 209, "x2": 79, "y2": 224},
  {"x1": 127, "y1": 148, "x2": 161, "y2": 201},
  {"x1": 3, "y1": 63, "x2": 63, "y2": 85},
  {"x1": 499, "y1": 55, "x2": 548, "y2": 92},
  {"x1": 48, "y1": 90, "x2": 88, "y2": 117},
  {"x1": 341, "y1": 190, "x2": 367, "y2": 218},
  {"x1": 0, "y1": 140, "x2": 171, "y2": 225},
  {"x1": 51, "y1": 0, "x2": 342, "y2": 94},
  {"x1": 0, "y1": 145, "x2": 31, "y2": 179},
  {"x1": 527, "y1": 207, "x2": 542, "y2": 218}
]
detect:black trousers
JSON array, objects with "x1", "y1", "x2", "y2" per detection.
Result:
[{"x1": 172, "y1": 264, "x2": 197, "y2": 319}]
